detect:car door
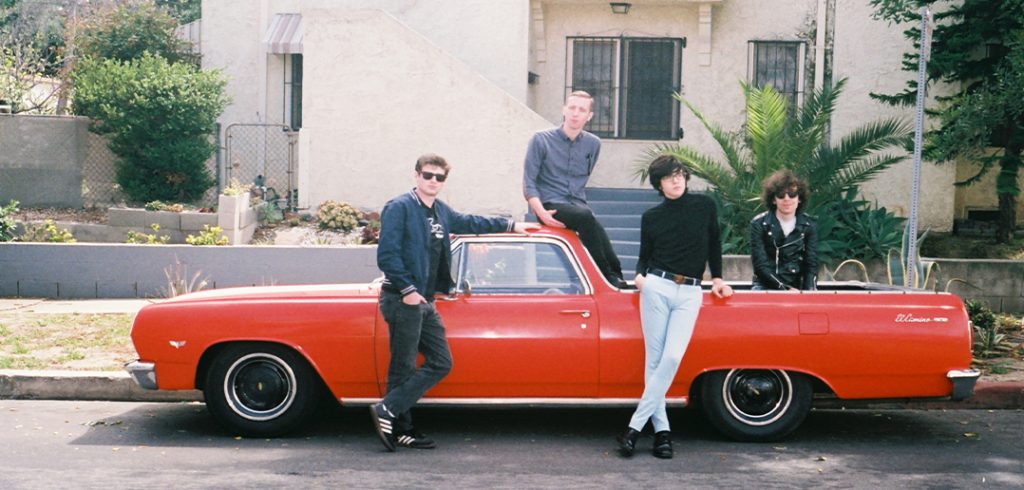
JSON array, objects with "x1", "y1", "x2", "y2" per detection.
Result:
[{"x1": 422, "y1": 236, "x2": 599, "y2": 398}]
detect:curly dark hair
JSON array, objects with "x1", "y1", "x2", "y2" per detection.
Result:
[
  {"x1": 760, "y1": 169, "x2": 808, "y2": 213},
  {"x1": 648, "y1": 155, "x2": 690, "y2": 196}
]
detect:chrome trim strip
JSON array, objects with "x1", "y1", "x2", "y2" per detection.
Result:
[
  {"x1": 947, "y1": 369, "x2": 981, "y2": 379},
  {"x1": 340, "y1": 397, "x2": 689, "y2": 408},
  {"x1": 124, "y1": 361, "x2": 158, "y2": 390}
]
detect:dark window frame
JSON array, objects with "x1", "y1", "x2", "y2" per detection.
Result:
[
  {"x1": 566, "y1": 36, "x2": 684, "y2": 140},
  {"x1": 747, "y1": 40, "x2": 806, "y2": 109},
  {"x1": 285, "y1": 54, "x2": 302, "y2": 130}
]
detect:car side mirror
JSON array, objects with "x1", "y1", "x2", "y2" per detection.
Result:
[{"x1": 460, "y1": 279, "x2": 472, "y2": 298}]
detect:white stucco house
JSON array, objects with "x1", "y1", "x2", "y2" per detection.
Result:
[{"x1": 198, "y1": 0, "x2": 1000, "y2": 231}]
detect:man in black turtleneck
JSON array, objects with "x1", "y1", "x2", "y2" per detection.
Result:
[{"x1": 616, "y1": 155, "x2": 732, "y2": 460}]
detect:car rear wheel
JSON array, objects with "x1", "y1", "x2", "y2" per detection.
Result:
[
  {"x1": 204, "y1": 343, "x2": 321, "y2": 437},
  {"x1": 700, "y1": 369, "x2": 812, "y2": 442}
]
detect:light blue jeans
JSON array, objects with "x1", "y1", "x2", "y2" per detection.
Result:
[{"x1": 628, "y1": 274, "x2": 702, "y2": 433}]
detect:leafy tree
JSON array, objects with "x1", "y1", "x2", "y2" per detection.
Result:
[
  {"x1": 0, "y1": 0, "x2": 70, "y2": 112},
  {"x1": 636, "y1": 79, "x2": 911, "y2": 260},
  {"x1": 74, "y1": 0, "x2": 193, "y2": 65},
  {"x1": 72, "y1": 53, "x2": 229, "y2": 203},
  {"x1": 155, "y1": 0, "x2": 200, "y2": 24},
  {"x1": 870, "y1": 0, "x2": 1024, "y2": 243}
]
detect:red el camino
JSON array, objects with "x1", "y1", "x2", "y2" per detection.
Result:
[{"x1": 126, "y1": 228, "x2": 979, "y2": 441}]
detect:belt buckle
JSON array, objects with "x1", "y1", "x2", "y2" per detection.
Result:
[{"x1": 673, "y1": 274, "x2": 685, "y2": 285}]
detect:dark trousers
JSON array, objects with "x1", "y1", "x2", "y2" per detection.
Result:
[
  {"x1": 544, "y1": 202, "x2": 623, "y2": 281},
  {"x1": 379, "y1": 291, "x2": 453, "y2": 433}
]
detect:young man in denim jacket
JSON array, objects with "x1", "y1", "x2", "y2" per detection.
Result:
[{"x1": 371, "y1": 153, "x2": 537, "y2": 451}]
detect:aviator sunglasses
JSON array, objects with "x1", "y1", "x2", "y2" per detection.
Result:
[
  {"x1": 419, "y1": 171, "x2": 448, "y2": 182},
  {"x1": 774, "y1": 190, "x2": 799, "y2": 199}
]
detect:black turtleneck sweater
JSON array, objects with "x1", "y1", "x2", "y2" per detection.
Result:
[{"x1": 636, "y1": 191, "x2": 723, "y2": 280}]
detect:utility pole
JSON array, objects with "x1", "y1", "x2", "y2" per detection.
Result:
[{"x1": 905, "y1": 6, "x2": 933, "y2": 289}]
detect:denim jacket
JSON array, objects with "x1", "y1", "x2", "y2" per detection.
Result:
[
  {"x1": 377, "y1": 189, "x2": 514, "y2": 297},
  {"x1": 749, "y1": 211, "x2": 818, "y2": 290}
]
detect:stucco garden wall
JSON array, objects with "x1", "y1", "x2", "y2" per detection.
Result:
[
  {"x1": 0, "y1": 243, "x2": 380, "y2": 299},
  {"x1": 0, "y1": 115, "x2": 85, "y2": 208}
]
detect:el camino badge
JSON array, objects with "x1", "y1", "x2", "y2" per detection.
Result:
[
  {"x1": 895, "y1": 314, "x2": 948, "y2": 323},
  {"x1": 169, "y1": 340, "x2": 187, "y2": 349}
]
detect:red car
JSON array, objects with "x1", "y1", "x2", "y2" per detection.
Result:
[{"x1": 126, "y1": 228, "x2": 979, "y2": 441}]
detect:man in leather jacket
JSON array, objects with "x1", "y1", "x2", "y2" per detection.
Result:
[{"x1": 749, "y1": 169, "x2": 818, "y2": 290}]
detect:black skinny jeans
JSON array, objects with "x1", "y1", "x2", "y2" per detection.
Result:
[
  {"x1": 379, "y1": 291, "x2": 453, "y2": 434},
  {"x1": 544, "y1": 202, "x2": 623, "y2": 281}
]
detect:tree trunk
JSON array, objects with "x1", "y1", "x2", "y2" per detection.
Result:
[{"x1": 994, "y1": 140, "x2": 1022, "y2": 243}]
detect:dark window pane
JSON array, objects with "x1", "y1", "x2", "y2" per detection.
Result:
[
  {"x1": 572, "y1": 40, "x2": 616, "y2": 137},
  {"x1": 568, "y1": 36, "x2": 683, "y2": 140},
  {"x1": 290, "y1": 54, "x2": 303, "y2": 130},
  {"x1": 622, "y1": 39, "x2": 678, "y2": 139}
]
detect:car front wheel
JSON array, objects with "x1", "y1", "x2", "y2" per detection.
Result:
[
  {"x1": 700, "y1": 369, "x2": 812, "y2": 442},
  {"x1": 204, "y1": 343, "x2": 321, "y2": 437}
]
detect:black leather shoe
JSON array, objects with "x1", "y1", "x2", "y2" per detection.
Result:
[
  {"x1": 616, "y1": 427, "x2": 640, "y2": 457},
  {"x1": 652, "y1": 431, "x2": 673, "y2": 459}
]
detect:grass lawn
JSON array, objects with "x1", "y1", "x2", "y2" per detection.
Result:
[{"x1": 0, "y1": 312, "x2": 135, "y2": 371}]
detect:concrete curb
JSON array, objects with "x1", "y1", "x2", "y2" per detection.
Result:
[
  {"x1": 1, "y1": 369, "x2": 1020, "y2": 409},
  {"x1": 0, "y1": 370, "x2": 201, "y2": 402}
]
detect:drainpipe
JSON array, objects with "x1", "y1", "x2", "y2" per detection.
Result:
[{"x1": 814, "y1": 0, "x2": 826, "y2": 90}]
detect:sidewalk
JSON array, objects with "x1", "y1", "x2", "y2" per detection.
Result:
[{"x1": 0, "y1": 299, "x2": 1021, "y2": 408}]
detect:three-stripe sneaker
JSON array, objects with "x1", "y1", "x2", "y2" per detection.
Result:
[
  {"x1": 396, "y1": 429, "x2": 436, "y2": 449},
  {"x1": 370, "y1": 403, "x2": 396, "y2": 452}
]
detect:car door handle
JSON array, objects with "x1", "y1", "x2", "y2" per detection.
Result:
[{"x1": 559, "y1": 309, "x2": 591, "y2": 318}]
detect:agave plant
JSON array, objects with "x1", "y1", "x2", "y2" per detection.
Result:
[{"x1": 635, "y1": 78, "x2": 912, "y2": 254}]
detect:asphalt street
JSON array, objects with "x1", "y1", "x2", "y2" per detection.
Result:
[{"x1": 1, "y1": 400, "x2": 1022, "y2": 489}]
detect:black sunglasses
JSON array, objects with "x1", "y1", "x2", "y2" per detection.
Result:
[
  {"x1": 774, "y1": 190, "x2": 799, "y2": 199},
  {"x1": 419, "y1": 171, "x2": 448, "y2": 182}
]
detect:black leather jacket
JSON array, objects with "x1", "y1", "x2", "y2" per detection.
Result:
[{"x1": 749, "y1": 211, "x2": 818, "y2": 290}]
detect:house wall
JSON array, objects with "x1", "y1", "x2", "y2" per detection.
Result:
[
  {"x1": 202, "y1": 0, "x2": 967, "y2": 229},
  {"x1": 299, "y1": 8, "x2": 549, "y2": 216},
  {"x1": 530, "y1": 0, "x2": 956, "y2": 231},
  {"x1": 0, "y1": 114, "x2": 84, "y2": 208},
  {"x1": 831, "y1": 0, "x2": 954, "y2": 231},
  {"x1": 202, "y1": 0, "x2": 535, "y2": 215}
]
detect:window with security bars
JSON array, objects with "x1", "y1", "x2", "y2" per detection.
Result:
[
  {"x1": 567, "y1": 37, "x2": 683, "y2": 140},
  {"x1": 748, "y1": 41, "x2": 806, "y2": 109}
]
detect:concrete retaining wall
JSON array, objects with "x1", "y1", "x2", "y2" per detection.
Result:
[
  {"x1": 0, "y1": 114, "x2": 85, "y2": 208},
  {"x1": 0, "y1": 242, "x2": 380, "y2": 299},
  {"x1": 0, "y1": 242, "x2": 1020, "y2": 313}
]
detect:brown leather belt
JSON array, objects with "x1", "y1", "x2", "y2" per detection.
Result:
[{"x1": 647, "y1": 268, "x2": 701, "y2": 286}]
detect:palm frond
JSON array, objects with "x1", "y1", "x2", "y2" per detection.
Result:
[{"x1": 743, "y1": 83, "x2": 789, "y2": 176}]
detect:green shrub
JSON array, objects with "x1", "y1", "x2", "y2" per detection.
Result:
[
  {"x1": 0, "y1": 199, "x2": 19, "y2": 242},
  {"x1": 966, "y1": 300, "x2": 1013, "y2": 359},
  {"x1": 185, "y1": 224, "x2": 228, "y2": 246},
  {"x1": 126, "y1": 224, "x2": 170, "y2": 244},
  {"x1": 72, "y1": 53, "x2": 229, "y2": 203},
  {"x1": 317, "y1": 200, "x2": 360, "y2": 232},
  {"x1": 21, "y1": 220, "x2": 76, "y2": 243}
]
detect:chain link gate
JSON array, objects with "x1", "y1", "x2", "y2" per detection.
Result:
[{"x1": 224, "y1": 123, "x2": 298, "y2": 211}]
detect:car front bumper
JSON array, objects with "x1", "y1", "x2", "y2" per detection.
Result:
[
  {"x1": 947, "y1": 369, "x2": 981, "y2": 401},
  {"x1": 125, "y1": 361, "x2": 158, "y2": 390}
]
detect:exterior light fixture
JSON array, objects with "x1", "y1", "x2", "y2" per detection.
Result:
[{"x1": 610, "y1": 2, "x2": 631, "y2": 14}]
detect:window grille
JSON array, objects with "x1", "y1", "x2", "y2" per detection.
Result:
[
  {"x1": 747, "y1": 41, "x2": 806, "y2": 109},
  {"x1": 567, "y1": 37, "x2": 683, "y2": 140}
]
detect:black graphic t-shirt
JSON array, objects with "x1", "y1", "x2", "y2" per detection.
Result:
[{"x1": 423, "y1": 203, "x2": 444, "y2": 298}]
